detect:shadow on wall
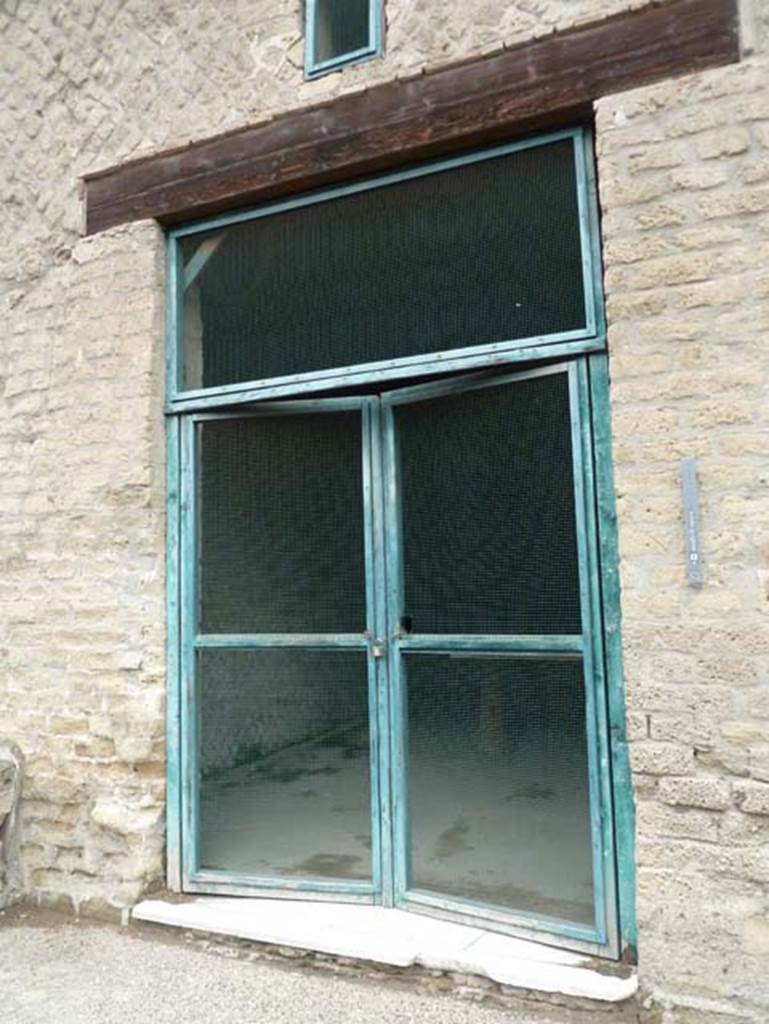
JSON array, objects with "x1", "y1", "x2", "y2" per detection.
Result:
[{"x1": 0, "y1": 742, "x2": 24, "y2": 909}]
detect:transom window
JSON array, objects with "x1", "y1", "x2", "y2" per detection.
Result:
[{"x1": 169, "y1": 129, "x2": 601, "y2": 410}]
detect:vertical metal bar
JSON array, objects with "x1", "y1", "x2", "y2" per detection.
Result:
[
  {"x1": 382, "y1": 402, "x2": 409, "y2": 905},
  {"x1": 571, "y1": 360, "x2": 621, "y2": 953},
  {"x1": 362, "y1": 401, "x2": 384, "y2": 900},
  {"x1": 165, "y1": 415, "x2": 182, "y2": 891},
  {"x1": 305, "y1": 0, "x2": 317, "y2": 77},
  {"x1": 569, "y1": 362, "x2": 611, "y2": 950},
  {"x1": 588, "y1": 352, "x2": 637, "y2": 960},
  {"x1": 581, "y1": 129, "x2": 607, "y2": 340},
  {"x1": 573, "y1": 128, "x2": 597, "y2": 338},
  {"x1": 165, "y1": 234, "x2": 182, "y2": 402},
  {"x1": 368, "y1": 399, "x2": 394, "y2": 904},
  {"x1": 179, "y1": 416, "x2": 199, "y2": 882}
]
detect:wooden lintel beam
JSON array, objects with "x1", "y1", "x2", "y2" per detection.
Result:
[{"x1": 82, "y1": 0, "x2": 740, "y2": 235}]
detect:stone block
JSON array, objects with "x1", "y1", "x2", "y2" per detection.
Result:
[
  {"x1": 658, "y1": 778, "x2": 731, "y2": 812},
  {"x1": 91, "y1": 798, "x2": 163, "y2": 838},
  {"x1": 734, "y1": 782, "x2": 769, "y2": 816},
  {"x1": 742, "y1": 916, "x2": 769, "y2": 957}
]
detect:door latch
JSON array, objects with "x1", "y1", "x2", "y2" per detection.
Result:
[{"x1": 371, "y1": 639, "x2": 386, "y2": 659}]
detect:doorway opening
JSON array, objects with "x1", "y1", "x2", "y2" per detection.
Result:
[{"x1": 166, "y1": 127, "x2": 632, "y2": 960}]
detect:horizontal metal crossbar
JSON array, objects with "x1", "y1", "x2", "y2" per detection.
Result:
[
  {"x1": 398, "y1": 634, "x2": 583, "y2": 655},
  {"x1": 194, "y1": 633, "x2": 368, "y2": 649}
]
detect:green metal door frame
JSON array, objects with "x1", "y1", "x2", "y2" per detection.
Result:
[
  {"x1": 167, "y1": 361, "x2": 633, "y2": 958},
  {"x1": 378, "y1": 361, "x2": 618, "y2": 956},
  {"x1": 164, "y1": 125, "x2": 637, "y2": 961}
]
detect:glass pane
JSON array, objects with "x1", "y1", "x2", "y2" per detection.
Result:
[
  {"x1": 180, "y1": 139, "x2": 585, "y2": 390},
  {"x1": 198, "y1": 648, "x2": 372, "y2": 881},
  {"x1": 198, "y1": 412, "x2": 366, "y2": 634},
  {"x1": 397, "y1": 372, "x2": 581, "y2": 635},
  {"x1": 314, "y1": 0, "x2": 370, "y2": 64},
  {"x1": 405, "y1": 654, "x2": 594, "y2": 926}
]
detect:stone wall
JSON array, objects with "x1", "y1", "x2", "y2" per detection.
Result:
[
  {"x1": 596, "y1": 43, "x2": 769, "y2": 1024},
  {"x1": 0, "y1": 0, "x2": 650, "y2": 917},
  {"x1": 0, "y1": 218, "x2": 167, "y2": 914},
  {"x1": 1, "y1": 0, "x2": 768, "y2": 1019}
]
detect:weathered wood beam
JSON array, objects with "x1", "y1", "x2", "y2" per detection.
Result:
[{"x1": 82, "y1": 0, "x2": 740, "y2": 235}]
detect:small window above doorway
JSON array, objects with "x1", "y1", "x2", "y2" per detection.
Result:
[{"x1": 305, "y1": 0, "x2": 384, "y2": 79}]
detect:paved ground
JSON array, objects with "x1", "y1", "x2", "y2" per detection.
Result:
[{"x1": 0, "y1": 909, "x2": 553, "y2": 1024}]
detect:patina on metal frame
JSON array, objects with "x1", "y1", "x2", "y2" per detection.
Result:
[{"x1": 165, "y1": 125, "x2": 636, "y2": 960}]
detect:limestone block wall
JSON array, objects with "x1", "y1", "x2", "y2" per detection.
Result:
[
  {"x1": 1, "y1": 0, "x2": 768, "y2": 1019},
  {"x1": 597, "y1": 47, "x2": 769, "y2": 1023},
  {"x1": 0, "y1": 0, "x2": 650, "y2": 917},
  {"x1": 0, "y1": 219, "x2": 167, "y2": 913}
]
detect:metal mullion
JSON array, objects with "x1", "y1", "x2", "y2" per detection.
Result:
[
  {"x1": 362, "y1": 400, "x2": 384, "y2": 903},
  {"x1": 193, "y1": 633, "x2": 367, "y2": 650},
  {"x1": 381, "y1": 401, "x2": 409, "y2": 906},
  {"x1": 368, "y1": 398, "x2": 394, "y2": 905}
]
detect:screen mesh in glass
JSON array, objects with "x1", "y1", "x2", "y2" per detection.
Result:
[
  {"x1": 405, "y1": 654, "x2": 594, "y2": 926},
  {"x1": 198, "y1": 412, "x2": 366, "y2": 634},
  {"x1": 313, "y1": 0, "x2": 370, "y2": 64},
  {"x1": 198, "y1": 648, "x2": 372, "y2": 880},
  {"x1": 180, "y1": 139, "x2": 585, "y2": 390},
  {"x1": 396, "y1": 372, "x2": 581, "y2": 635}
]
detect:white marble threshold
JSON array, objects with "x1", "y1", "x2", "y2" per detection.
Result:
[{"x1": 132, "y1": 897, "x2": 637, "y2": 1004}]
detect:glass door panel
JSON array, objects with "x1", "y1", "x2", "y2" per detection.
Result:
[
  {"x1": 197, "y1": 647, "x2": 371, "y2": 881},
  {"x1": 177, "y1": 363, "x2": 617, "y2": 953},
  {"x1": 395, "y1": 371, "x2": 581, "y2": 635},
  {"x1": 182, "y1": 401, "x2": 380, "y2": 898},
  {"x1": 383, "y1": 364, "x2": 615, "y2": 949},
  {"x1": 403, "y1": 653, "x2": 593, "y2": 926},
  {"x1": 198, "y1": 411, "x2": 366, "y2": 634}
]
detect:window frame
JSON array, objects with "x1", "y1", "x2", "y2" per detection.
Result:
[
  {"x1": 304, "y1": 0, "x2": 384, "y2": 79},
  {"x1": 165, "y1": 127, "x2": 604, "y2": 414}
]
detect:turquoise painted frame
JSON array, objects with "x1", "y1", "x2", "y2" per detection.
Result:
[
  {"x1": 304, "y1": 0, "x2": 384, "y2": 80},
  {"x1": 379, "y1": 361, "x2": 618, "y2": 957},
  {"x1": 164, "y1": 128, "x2": 602, "y2": 414},
  {"x1": 177, "y1": 398, "x2": 386, "y2": 904},
  {"x1": 164, "y1": 124, "x2": 637, "y2": 959}
]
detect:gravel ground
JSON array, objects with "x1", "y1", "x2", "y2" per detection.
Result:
[{"x1": 0, "y1": 910, "x2": 550, "y2": 1024}]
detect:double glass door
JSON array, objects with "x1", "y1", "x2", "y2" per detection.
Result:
[{"x1": 178, "y1": 360, "x2": 618, "y2": 955}]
